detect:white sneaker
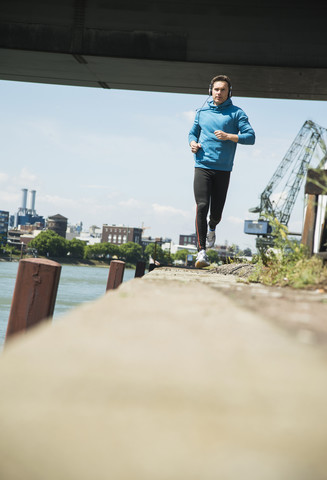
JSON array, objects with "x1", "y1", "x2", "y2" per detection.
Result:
[
  {"x1": 206, "y1": 229, "x2": 216, "y2": 248},
  {"x1": 195, "y1": 249, "x2": 210, "y2": 268}
]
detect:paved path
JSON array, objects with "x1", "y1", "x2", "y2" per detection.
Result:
[{"x1": 0, "y1": 267, "x2": 327, "y2": 480}]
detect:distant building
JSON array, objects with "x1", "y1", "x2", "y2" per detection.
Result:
[
  {"x1": 80, "y1": 225, "x2": 102, "y2": 245},
  {"x1": 0, "y1": 210, "x2": 9, "y2": 246},
  {"x1": 19, "y1": 223, "x2": 44, "y2": 233},
  {"x1": 141, "y1": 236, "x2": 171, "y2": 249},
  {"x1": 66, "y1": 224, "x2": 102, "y2": 245},
  {"x1": 179, "y1": 233, "x2": 197, "y2": 247},
  {"x1": 170, "y1": 243, "x2": 197, "y2": 255},
  {"x1": 66, "y1": 222, "x2": 83, "y2": 241},
  {"x1": 102, "y1": 225, "x2": 143, "y2": 245},
  {"x1": 7, "y1": 226, "x2": 43, "y2": 249},
  {"x1": 7, "y1": 229, "x2": 23, "y2": 249},
  {"x1": 20, "y1": 230, "x2": 43, "y2": 248},
  {"x1": 15, "y1": 188, "x2": 45, "y2": 228},
  {"x1": 47, "y1": 214, "x2": 68, "y2": 238},
  {"x1": 77, "y1": 231, "x2": 101, "y2": 245}
]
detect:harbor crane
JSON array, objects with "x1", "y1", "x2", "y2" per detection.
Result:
[{"x1": 244, "y1": 120, "x2": 327, "y2": 248}]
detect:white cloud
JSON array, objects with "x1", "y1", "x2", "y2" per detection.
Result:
[
  {"x1": 179, "y1": 110, "x2": 196, "y2": 123},
  {"x1": 119, "y1": 198, "x2": 143, "y2": 208},
  {"x1": 252, "y1": 148, "x2": 264, "y2": 158},
  {"x1": 0, "y1": 172, "x2": 9, "y2": 183},
  {"x1": 17, "y1": 168, "x2": 38, "y2": 184},
  {"x1": 83, "y1": 184, "x2": 112, "y2": 190},
  {"x1": 152, "y1": 203, "x2": 191, "y2": 218},
  {"x1": 40, "y1": 194, "x2": 79, "y2": 209},
  {"x1": 0, "y1": 191, "x2": 20, "y2": 204},
  {"x1": 227, "y1": 216, "x2": 244, "y2": 225}
]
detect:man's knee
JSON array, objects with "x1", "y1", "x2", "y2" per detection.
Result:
[{"x1": 197, "y1": 201, "x2": 209, "y2": 214}]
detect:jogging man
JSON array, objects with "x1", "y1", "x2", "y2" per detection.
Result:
[{"x1": 189, "y1": 75, "x2": 255, "y2": 268}]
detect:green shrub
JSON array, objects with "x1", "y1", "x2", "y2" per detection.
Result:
[{"x1": 249, "y1": 216, "x2": 327, "y2": 289}]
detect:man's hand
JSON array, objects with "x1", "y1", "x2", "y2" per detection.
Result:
[
  {"x1": 214, "y1": 130, "x2": 238, "y2": 143},
  {"x1": 190, "y1": 141, "x2": 202, "y2": 153}
]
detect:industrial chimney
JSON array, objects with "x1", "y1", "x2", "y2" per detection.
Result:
[
  {"x1": 20, "y1": 188, "x2": 28, "y2": 214},
  {"x1": 28, "y1": 190, "x2": 36, "y2": 216}
]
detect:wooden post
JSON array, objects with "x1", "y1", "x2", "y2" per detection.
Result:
[
  {"x1": 302, "y1": 169, "x2": 327, "y2": 255},
  {"x1": 106, "y1": 260, "x2": 125, "y2": 291},
  {"x1": 301, "y1": 194, "x2": 318, "y2": 254},
  {"x1": 6, "y1": 258, "x2": 62, "y2": 341},
  {"x1": 135, "y1": 261, "x2": 146, "y2": 278},
  {"x1": 319, "y1": 204, "x2": 327, "y2": 252}
]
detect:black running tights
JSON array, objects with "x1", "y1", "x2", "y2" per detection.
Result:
[{"x1": 193, "y1": 167, "x2": 231, "y2": 251}]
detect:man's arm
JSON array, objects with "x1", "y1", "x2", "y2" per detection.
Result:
[
  {"x1": 188, "y1": 111, "x2": 202, "y2": 152},
  {"x1": 214, "y1": 131, "x2": 238, "y2": 143},
  {"x1": 214, "y1": 110, "x2": 255, "y2": 145},
  {"x1": 236, "y1": 110, "x2": 255, "y2": 145}
]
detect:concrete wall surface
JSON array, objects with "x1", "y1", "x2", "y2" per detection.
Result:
[{"x1": 0, "y1": 268, "x2": 327, "y2": 479}]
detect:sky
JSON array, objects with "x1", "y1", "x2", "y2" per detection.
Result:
[{"x1": 1, "y1": 79, "x2": 327, "y2": 251}]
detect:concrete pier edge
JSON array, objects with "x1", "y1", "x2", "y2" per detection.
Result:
[{"x1": 0, "y1": 267, "x2": 327, "y2": 480}]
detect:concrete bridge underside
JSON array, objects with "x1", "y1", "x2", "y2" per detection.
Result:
[{"x1": 0, "y1": 1, "x2": 327, "y2": 100}]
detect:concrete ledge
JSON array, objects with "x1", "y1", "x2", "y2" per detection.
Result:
[{"x1": 0, "y1": 270, "x2": 327, "y2": 479}]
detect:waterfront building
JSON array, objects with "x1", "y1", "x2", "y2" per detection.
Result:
[
  {"x1": 0, "y1": 210, "x2": 9, "y2": 246},
  {"x1": 78, "y1": 232, "x2": 101, "y2": 245},
  {"x1": 179, "y1": 233, "x2": 197, "y2": 247},
  {"x1": 15, "y1": 188, "x2": 45, "y2": 228},
  {"x1": 102, "y1": 225, "x2": 142, "y2": 245},
  {"x1": 7, "y1": 229, "x2": 23, "y2": 249},
  {"x1": 47, "y1": 214, "x2": 68, "y2": 238},
  {"x1": 7, "y1": 227, "x2": 43, "y2": 250},
  {"x1": 66, "y1": 222, "x2": 83, "y2": 240},
  {"x1": 20, "y1": 230, "x2": 43, "y2": 249},
  {"x1": 141, "y1": 236, "x2": 171, "y2": 249},
  {"x1": 66, "y1": 224, "x2": 101, "y2": 245},
  {"x1": 169, "y1": 243, "x2": 197, "y2": 255},
  {"x1": 79, "y1": 229, "x2": 101, "y2": 245}
]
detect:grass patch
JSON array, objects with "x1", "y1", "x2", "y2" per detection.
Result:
[{"x1": 249, "y1": 217, "x2": 327, "y2": 290}]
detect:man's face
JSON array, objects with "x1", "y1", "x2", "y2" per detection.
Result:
[{"x1": 212, "y1": 81, "x2": 229, "y2": 105}]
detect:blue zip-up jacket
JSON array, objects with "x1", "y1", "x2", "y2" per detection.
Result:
[{"x1": 188, "y1": 98, "x2": 255, "y2": 171}]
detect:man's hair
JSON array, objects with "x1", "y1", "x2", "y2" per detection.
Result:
[{"x1": 209, "y1": 75, "x2": 232, "y2": 96}]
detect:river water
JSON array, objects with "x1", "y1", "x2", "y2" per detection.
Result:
[{"x1": 0, "y1": 261, "x2": 136, "y2": 348}]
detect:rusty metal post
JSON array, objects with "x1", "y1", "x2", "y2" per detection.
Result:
[
  {"x1": 106, "y1": 260, "x2": 125, "y2": 291},
  {"x1": 6, "y1": 258, "x2": 62, "y2": 341},
  {"x1": 135, "y1": 261, "x2": 146, "y2": 278},
  {"x1": 301, "y1": 194, "x2": 318, "y2": 254}
]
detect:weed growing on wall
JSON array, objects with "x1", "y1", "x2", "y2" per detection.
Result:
[{"x1": 250, "y1": 216, "x2": 327, "y2": 289}]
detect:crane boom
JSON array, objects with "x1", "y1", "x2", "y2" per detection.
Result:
[
  {"x1": 257, "y1": 120, "x2": 326, "y2": 224},
  {"x1": 244, "y1": 120, "x2": 327, "y2": 241}
]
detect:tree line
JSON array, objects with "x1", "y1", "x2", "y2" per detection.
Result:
[
  {"x1": 3, "y1": 230, "x2": 248, "y2": 266},
  {"x1": 26, "y1": 230, "x2": 173, "y2": 266}
]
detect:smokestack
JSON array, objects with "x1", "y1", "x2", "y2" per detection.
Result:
[
  {"x1": 21, "y1": 188, "x2": 28, "y2": 211},
  {"x1": 29, "y1": 190, "x2": 36, "y2": 215}
]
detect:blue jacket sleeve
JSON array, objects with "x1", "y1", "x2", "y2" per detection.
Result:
[
  {"x1": 237, "y1": 110, "x2": 255, "y2": 145},
  {"x1": 188, "y1": 111, "x2": 201, "y2": 144}
]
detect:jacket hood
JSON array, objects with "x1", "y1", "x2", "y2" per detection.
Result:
[{"x1": 207, "y1": 98, "x2": 233, "y2": 110}]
